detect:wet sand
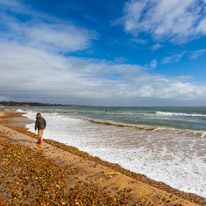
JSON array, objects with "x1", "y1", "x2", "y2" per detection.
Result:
[{"x1": 0, "y1": 109, "x2": 205, "y2": 205}]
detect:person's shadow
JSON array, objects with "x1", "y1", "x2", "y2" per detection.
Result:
[
  {"x1": 7, "y1": 138, "x2": 36, "y2": 144},
  {"x1": 7, "y1": 138, "x2": 43, "y2": 150}
]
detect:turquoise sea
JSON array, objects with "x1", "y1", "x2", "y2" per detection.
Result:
[{"x1": 17, "y1": 106, "x2": 206, "y2": 132}]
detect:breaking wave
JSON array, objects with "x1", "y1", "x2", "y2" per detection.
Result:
[
  {"x1": 156, "y1": 111, "x2": 206, "y2": 118},
  {"x1": 88, "y1": 119, "x2": 206, "y2": 138}
]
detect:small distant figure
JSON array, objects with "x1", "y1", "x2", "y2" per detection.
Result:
[{"x1": 35, "y1": 113, "x2": 46, "y2": 144}]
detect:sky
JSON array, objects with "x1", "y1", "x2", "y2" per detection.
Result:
[{"x1": 0, "y1": 0, "x2": 206, "y2": 106}]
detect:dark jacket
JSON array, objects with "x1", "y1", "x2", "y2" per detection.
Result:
[{"x1": 35, "y1": 117, "x2": 46, "y2": 130}]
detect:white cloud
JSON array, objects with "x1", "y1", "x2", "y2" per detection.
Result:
[
  {"x1": 131, "y1": 38, "x2": 147, "y2": 44},
  {"x1": 0, "y1": 0, "x2": 26, "y2": 11},
  {"x1": 25, "y1": 24, "x2": 95, "y2": 52},
  {"x1": 122, "y1": 0, "x2": 206, "y2": 43},
  {"x1": 190, "y1": 49, "x2": 206, "y2": 59},
  {"x1": 150, "y1": 59, "x2": 157, "y2": 69},
  {"x1": 161, "y1": 51, "x2": 186, "y2": 64},
  {"x1": 175, "y1": 76, "x2": 193, "y2": 80},
  {"x1": 0, "y1": 41, "x2": 206, "y2": 105},
  {"x1": 0, "y1": 0, "x2": 96, "y2": 53},
  {"x1": 151, "y1": 43, "x2": 163, "y2": 51}
]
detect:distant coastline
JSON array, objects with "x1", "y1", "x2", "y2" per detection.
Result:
[
  {"x1": 0, "y1": 101, "x2": 98, "y2": 107},
  {"x1": 1, "y1": 101, "x2": 206, "y2": 108}
]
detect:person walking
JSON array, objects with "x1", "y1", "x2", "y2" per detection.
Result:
[{"x1": 35, "y1": 113, "x2": 46, "y2": 144}]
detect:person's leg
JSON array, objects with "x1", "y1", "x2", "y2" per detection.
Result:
[
  {"x1": 40, "y1": 129, "x2": 44, "y2": 142},
  {"x1": 37, "y1": 130, "x2": 44, "y2": 143},
  {"x1": 38, "y1": 129, "x2": 40, "y2": 142}
]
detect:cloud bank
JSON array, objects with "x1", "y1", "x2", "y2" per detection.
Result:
[{"x1": 1, "y1": 41, "x2": 206, "y2": 105}]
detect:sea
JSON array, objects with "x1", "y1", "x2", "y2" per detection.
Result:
[{"x1": 15, "y1": 106, "x2": 206, "y2": 198}]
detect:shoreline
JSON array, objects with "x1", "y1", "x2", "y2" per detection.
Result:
[
  {"x1": 0, "y1": 109, "x2": 205, "y2": 205},
  {"x1": 16, "y1": 107, "x2": 206, "y2": 139}
]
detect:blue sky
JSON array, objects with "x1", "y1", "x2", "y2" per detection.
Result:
[{"x1": 0, "y1": 0, "x2": 206, "y2": 106}]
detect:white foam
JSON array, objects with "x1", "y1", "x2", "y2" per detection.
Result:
[
  {"x1": 156, "y1": 111, "x2": 206, "y2": 117},
  {"x1": 23, "y1": 110, "x2": 206, "y2": 198},
  {"x1": 201, "y1": 132, "x2": 206, "y2": 138},
  {"x1": 16, "y1": 109, "x2": 25, "y2": 113}
]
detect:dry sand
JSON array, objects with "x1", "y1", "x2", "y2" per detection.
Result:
[{"x1": 0, "y1": 110, "x2": 205, "y2": 205}]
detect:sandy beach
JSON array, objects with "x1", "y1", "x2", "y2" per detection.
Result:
[{"x1": 0, "y1": 109, "x2": 205, "y2": 205}]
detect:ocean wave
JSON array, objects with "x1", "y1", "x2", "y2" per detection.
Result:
[
  {"x1": 156, "y1": 111, "x2": 206, "y2": 118},
  {"x1": 16, "y1": 109, "x2": 26, "y2": 113},
  {"x1": 88, "y1": 119, "x2": 206, "y2": 138}
]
